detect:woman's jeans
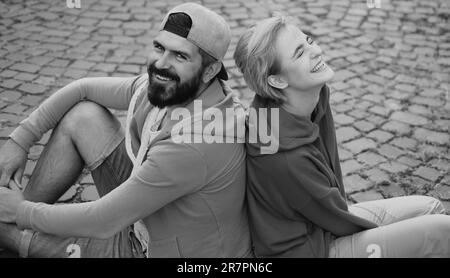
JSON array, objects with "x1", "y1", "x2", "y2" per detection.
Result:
[{"x1": 329, "y1": 195, "x2": 450, "y2": 258}]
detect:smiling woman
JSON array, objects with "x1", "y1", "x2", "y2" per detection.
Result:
[{"x1": 234, "y1": 15, "x2": 450, "y2": 258}]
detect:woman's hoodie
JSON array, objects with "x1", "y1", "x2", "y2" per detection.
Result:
[{"x1": 246, "y1": 85, "x2": 378, "y2": 258}]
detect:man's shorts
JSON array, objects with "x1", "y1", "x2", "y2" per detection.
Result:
[{"x1": 19, "y1": 139, "x2": 146, "y2": 258}]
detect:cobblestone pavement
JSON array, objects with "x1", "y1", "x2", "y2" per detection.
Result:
[{"x1": 0, "y1": 0, "x2": 449, "y2": 211}]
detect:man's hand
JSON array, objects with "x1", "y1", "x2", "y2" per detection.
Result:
[
  {"x1": 0, "y1": 139, "x2": 28, "y2": 188},
  {"x1": 0, "y1": 186, "x2": 24, "y2": 223}
]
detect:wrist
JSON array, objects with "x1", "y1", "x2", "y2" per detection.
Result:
[{"x1": 16, "y1": 200, "x2": 34, "y2": 229}]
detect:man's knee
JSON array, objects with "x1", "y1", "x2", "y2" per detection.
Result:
[
  {"x1": 58, "y1": 102, "x2": 120, "y2": 135},
  {"x1": 421, "y1": 214, "x2": 450, "y2": 236}
]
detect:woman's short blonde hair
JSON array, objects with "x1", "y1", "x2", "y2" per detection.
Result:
[{"x1": 234, "y1": 15, "x2": 299, "y2": 104}]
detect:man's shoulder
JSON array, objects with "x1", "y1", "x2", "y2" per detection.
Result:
[{"x1": 131, "y1": 73, "x2": 148, "y2": 92}]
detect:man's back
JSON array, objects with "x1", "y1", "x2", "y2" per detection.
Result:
[{"x1": 143, "y1": 139, "x2": 251, "y2": 257}]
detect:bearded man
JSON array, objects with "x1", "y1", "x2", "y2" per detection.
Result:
[{"x1": 0, "y1": 3, "x2": 252, "y2": 258}]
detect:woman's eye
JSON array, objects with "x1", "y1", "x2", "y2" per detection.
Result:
[{"x1": 307, "y1": 36, "x2": 314, "y2": 44}]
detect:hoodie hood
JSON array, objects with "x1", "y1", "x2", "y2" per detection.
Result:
[{"x1": 246, "y1": 85, "x2": 330, "y2": 156}]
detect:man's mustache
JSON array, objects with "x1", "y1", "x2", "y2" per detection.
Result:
[{"x1": 147, "y1": 64, "x2": 180, "y2": 82}]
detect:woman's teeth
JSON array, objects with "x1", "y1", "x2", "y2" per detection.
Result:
[{"x1": 311, "y1": 60, "x2": 326, "y2": 73}]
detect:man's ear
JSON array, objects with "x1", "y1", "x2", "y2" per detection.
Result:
[
  {"x1": 267, "y1": 75, "x2": 288, "y2": 90},
  {"x1": 202, "y1": 61, "x2": 222, "y2": 83}
]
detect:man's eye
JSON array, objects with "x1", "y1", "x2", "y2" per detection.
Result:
[
  {"x1": 176, "y1": 53, "x2": 187, "y2": 60},
  {"x1": 307, "y1": 36, "x2": 314, "y2": 44},
  {"x1": 154, "y1": 44, "x2": 163, "y2": 51}
]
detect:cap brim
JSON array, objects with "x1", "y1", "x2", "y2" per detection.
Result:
[{"x1": 217, "y1": 63, "x2": 228, "y2": 80}]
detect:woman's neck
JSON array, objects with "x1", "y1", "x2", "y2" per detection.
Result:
[{"x1": 281, "y1": 86, "x2": 322, "y2": 118}]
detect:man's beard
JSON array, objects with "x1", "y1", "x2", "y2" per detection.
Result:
[{"x1": 147, "y1": 63, "x2": 203, "y2": 108}]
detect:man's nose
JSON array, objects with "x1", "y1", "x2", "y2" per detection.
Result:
[{"x1": 154, "y1": 52, "x2": 170, "y2": 69}]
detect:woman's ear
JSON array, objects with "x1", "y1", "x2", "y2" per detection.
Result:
[
  {"x1": 202, "y1": 61, "x2": 222, "y2": 83},
  {"x1": 267, "y1": 75, "x2": 288, "y2": 90}
]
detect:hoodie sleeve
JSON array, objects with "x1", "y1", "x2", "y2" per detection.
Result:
[
  {"x1": 16, "y1": 142, "x2": 207, "y2": 239},
  {"x1": 282, "y1": 152, "x2": 378, "y2": 236},
  {"x1": 9, "y1": 75, "x2": 144, "y2": 151}
]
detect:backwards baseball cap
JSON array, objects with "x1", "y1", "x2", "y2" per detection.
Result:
[{"x1": 159, "y1": 2, "x2": 231, "y2": 80}]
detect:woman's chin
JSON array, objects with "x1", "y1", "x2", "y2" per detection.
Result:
[{"x1": 322, "y1": 66, "x2": 335, "y2": 82}]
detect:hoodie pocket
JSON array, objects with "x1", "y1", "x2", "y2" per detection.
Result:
[{"x1": 148, "y1": 237, "x2": 182, "y2": 258}]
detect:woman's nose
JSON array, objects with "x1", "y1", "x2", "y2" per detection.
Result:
[{"x1": 310, "y1": 44, "x2": 322, "y2": 59}]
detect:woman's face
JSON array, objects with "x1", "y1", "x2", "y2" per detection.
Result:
[{"x1": 272, "y1": 24, "x2": 334, "y2": 92}]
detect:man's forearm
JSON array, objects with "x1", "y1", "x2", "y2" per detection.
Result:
[
  {"x1": 16, "y1": 199, "x2": 128, "y2": 240},
  {"x1": 9, "y1": 76, "x2": 141, "y2": 151}
]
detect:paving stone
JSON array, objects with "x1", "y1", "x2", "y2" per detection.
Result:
[
  {"x1": 430, "y1": 184, "x2": 450, "y2": 201},
  {"x1": 357, "y1": 152, "x2": 387, "y2": 166},
  {"x1": 381, "y1": 121, "x2": 411, "y2": 135},
  {"x1": 0, "y1": 70, "x2": 19, "y2": 78},
  {"x1": 413, "y1": 166, "x2": 441, "y2": 182},
  {"x1": 351, "y1": 190, "x2": 384, "y2": 203},
  {"x1": 117, "y1": 64, "x2": 141, "y2": 74},
  {"x1": 58, "y1": 185, "x2": 78, "y2": 203},
  {"x1": 41, "y1": 67, "x2": 65, "y2": 76},
  {"x1": 18, "y1": 83, "x2": 46, "y2": 95},
  {"x1": 28, "y1": 145, "x2": 44, "y2": 161},
  {"x1": 353, "y1": 120, "x2": 376, "y2": 132},
  {"x1": 428, "y1": 159, "x2": 450, "y2": 172},
  {"x1": 10, "y1": 63, "x2": 40, "y2": 73},
  {"x1": 63, "y1": 69, "x2": 88, "y2": 79},
  {"x1": 378, "y1": 144, "x2": 406, "y2": 159},
  {"x1": 379, "y1": 183, "x2": 405, "y2": 198},
  {"x1": 2, "y1": 103, "x2": 27, "y2": 114},
  {"x1": 395, "y1": 83, "x2": 416, "y2": 93},
  {"x1": 80, "y1": 174, "x2": 95, "y2": 184},
  {"x1": 49, "y1": 59, "x2": 71, "y2": 67},
  {"x1": 27, "y1": 56, "x2": 54, "y2": 66},
  {"x1": 0, "y1": 113, "x2": 26, "y2": 125},
  {"x1": 347, "y1": 109, "x2": 368, "y2": 120},
  {"x1": 414, "y1": 128, "x2": 450, "y2": 145},
  {"x1": 442, "y1": 175, "x2": 450, "y2": 186},
  {"x1": 379, "y1": 162, "x2": 409, "y2": 174},
  {"x1": 338, "y1": 148, "x2": 353, "y2": 161},
  {"x1": 391, "y1": 111, "x2": 428, "y2": 126},
  {"x1": 341, "y1": 160, "x2": 364, "y2": 175},
  {"x1": 344, "y1": 174, "x2": 372, "y2": 194},
  {"x1": 367, "y1": 130, "x2": 394, "y2": 143},
  {"x1": 122, "y1": 22, "x2": 152, "y2": 30},
  {"x1": 397, "y1": 156, "x2": 422, "y2": 167},
  {"x1": 439, "y1": 201, "x2": 450, "y2": 214},
  {"x1": 81, "y1": 185, "x2": 100, "y2": 201},
  {"x1": 336, "y1": 126, "x2": 360, "y2": 143},
  {"x1": 14, "y1": 73, "x2": 37, "y2": 81},
  {"x1": 0, "y1": 91, "x2": 21, "y2": 102},
  {"x1": 365, "y1": 168, "x2": 391, "y2": 185},
  {"x1": 1, "y1": 79, "x2": 21, "y2": 89},
  {"x1": 23, "y1": 160, "x2": 37, "y2": 177},
  {"x1": 343, "y1": 138, "x2": 377, "y2": 154},
  {"x1": 390, "y1": 137, "x2": 418, "y2": 150},
  {"x1": 70, "y1": 60, "x2": 96, "y2": 70}
]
